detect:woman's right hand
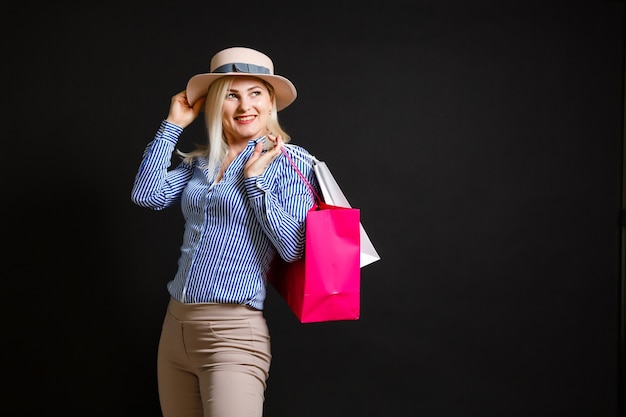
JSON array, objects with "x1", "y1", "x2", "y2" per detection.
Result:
[{"x1": 165, "y1": 90, "x2": 206, "y2": 128}]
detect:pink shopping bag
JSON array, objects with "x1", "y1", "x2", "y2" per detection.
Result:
[{"x1": 268, "y1": 200, "x2": 361, "y2": 323}]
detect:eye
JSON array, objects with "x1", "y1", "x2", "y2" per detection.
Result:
[
  {"x1": 226, "y1": 93, "x2": 238, "y2": 99},
  {"x1": 251, "y1": 90, "x2": 262, "y2": 97}
]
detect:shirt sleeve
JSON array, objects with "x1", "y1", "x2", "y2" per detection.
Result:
[
  {"x1": 130, "y1": 120, "x2": 194, "y2": 210},
  {"x1": 244, "y1": 146, "x2": 318, "y2": 262}
]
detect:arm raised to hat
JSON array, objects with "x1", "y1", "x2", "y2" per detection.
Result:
[{"x1": 165, "y1": 90, "x2": 206, "y2": 129}]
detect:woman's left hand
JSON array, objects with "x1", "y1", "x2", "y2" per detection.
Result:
[{"x1": 244, "y1": 134, "x2": 283, "y2": 178}]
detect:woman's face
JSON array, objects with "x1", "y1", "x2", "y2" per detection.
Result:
[{"x1": 221, "y1": 76, "x2": 273, "y2": 143}]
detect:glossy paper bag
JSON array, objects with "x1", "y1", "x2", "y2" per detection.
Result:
[
  {"x1": 268, "y1": 201, "x2": 361, "y2": 323},
  {"x1": 313, "y1": 161, "x2": 380, "y2": 268}
]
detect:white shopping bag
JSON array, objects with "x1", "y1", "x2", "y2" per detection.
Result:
[{"x1": 313, "y1": 161, "x2": 381, "y2": 268}]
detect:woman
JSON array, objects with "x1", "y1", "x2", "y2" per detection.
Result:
[{"x1": 131, "y1": 46, "x2": 317, "y2": 417}]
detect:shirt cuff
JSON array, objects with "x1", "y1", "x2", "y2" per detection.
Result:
[
  {"x1": 156, "y1": 120, "x2": 184, "y2": 145},
  {"x1": 244, "y1": 176, "x2": 268, "y2": 199}
]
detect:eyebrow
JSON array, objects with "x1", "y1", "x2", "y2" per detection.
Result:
[{"x1": 228, "y1": 85, "x2": 265, "y2": 93}]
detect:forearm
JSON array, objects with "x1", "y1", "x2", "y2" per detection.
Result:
[{"x1": 131, "y1": 120, "x2": 188, "y2": 209}]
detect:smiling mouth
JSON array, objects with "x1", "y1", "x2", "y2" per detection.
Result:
[{"x1": 235, "y1": 115, "x2": 256, "y2": 121}]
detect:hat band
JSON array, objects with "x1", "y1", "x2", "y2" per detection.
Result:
[{"x1": 212, "y1": 62, "x2": 271, "y2": 75}]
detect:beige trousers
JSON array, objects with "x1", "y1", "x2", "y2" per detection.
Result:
[{"x1": 157, "y1": 297, "x2": 272, "y2": 417}]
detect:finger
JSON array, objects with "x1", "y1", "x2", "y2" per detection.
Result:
[
  {"x1": 192, "y1": 96, "x2": 206, "y2": 113},
  {"x1": 252, "y1": 141, "x2": 264, "y2": 157},
  {"x1": 273, "y1": 135, "x2": 283, "y2": 152},
  {"x1": 268, "y1": 141, "x2": 283, "y2": 160}
]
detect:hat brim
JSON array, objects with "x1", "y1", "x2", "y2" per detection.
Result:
[{"x1": 186, "y1": 73, "x2": 297, "y2": 111}]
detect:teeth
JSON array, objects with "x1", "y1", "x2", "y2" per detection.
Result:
[{"x1": 237, "y1": 116, "x2": 255, "y2": 121}]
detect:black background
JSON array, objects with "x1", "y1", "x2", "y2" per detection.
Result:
[{"x1": 5, "y1": 2, "x2": 625, "y2": 416}]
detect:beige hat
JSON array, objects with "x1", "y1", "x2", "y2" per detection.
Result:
[{"x1": 186, "y1": 47, "x2": 297, "y2": 111}]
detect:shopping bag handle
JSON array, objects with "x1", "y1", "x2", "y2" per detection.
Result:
[
  {"x1": 281, "y1": 147, "x2": 323, "y2": 205},
  {"x1": 283, "y1": 143, "x2": 320, "y2": 166}
]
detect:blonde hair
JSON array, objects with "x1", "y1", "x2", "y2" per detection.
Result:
[{"x1": 176, "y1": 76, "x2": 292, "y2": 180}]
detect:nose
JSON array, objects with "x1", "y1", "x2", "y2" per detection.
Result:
[{"x1": 239, "y1": 97, "x2": 251, "y2": 111}]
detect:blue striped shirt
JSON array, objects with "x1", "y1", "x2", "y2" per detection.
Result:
[{"x1": 131, "y1": 120, "x2": 317, "y2": 310}]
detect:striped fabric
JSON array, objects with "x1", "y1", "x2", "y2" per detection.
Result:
[{"x1": 131, "y1": 120, "x2": 317, "y2": 310}]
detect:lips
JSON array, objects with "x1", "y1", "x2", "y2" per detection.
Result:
[{"x1": 235, "y1": 115, "x2": 256, "y2": 122}]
